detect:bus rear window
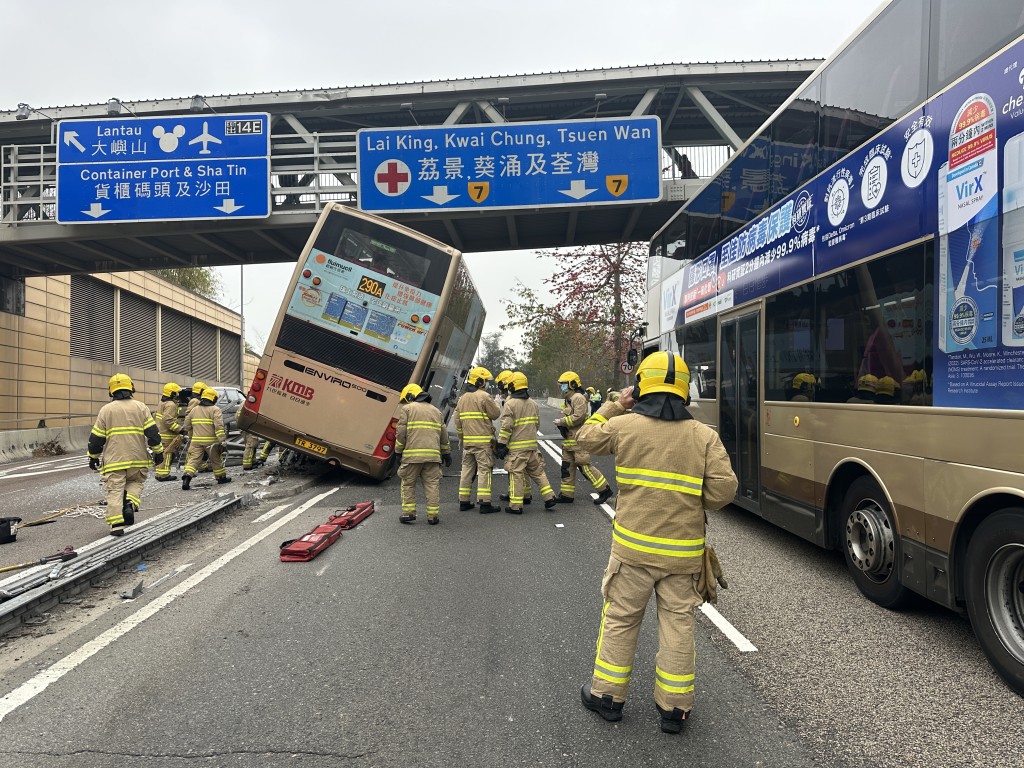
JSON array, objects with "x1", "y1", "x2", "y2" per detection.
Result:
[{"x1": 333, "y1": 228, "x2": 430, "y2": 289}]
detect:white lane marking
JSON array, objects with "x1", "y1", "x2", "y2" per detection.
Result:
[
  {"x1": 537, "y1": 439, "x2": 562, "y2": 463},
  {"x1": 0, "y1": 488, "x2": 26, "y2": 497},
  {"x1": 699, "y1": 603, "x2": 758, "y2": 652},
  {"x1": 0, "y1": 465, "x2": 91, "y2": 480},
  {"x1": 252, "y1": 504, "x2": 291, "y2": 524},
  {"x1": 0, "y1": 485, "x2": 343, "y2": 722}
]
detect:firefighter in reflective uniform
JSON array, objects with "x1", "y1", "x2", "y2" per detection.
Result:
[
  {"x1": 495, "y1": 372, "x2": 557, "y2": 514},
  {"x1": 181, "y1": 387, "x2": 231, "y2": 490},
  {"x1": 554, "y1": 371, "x2": 613, "y2": 506},
  {"x1": 242, "y1": 432, "x2": 276, "y2": 470},
  {"x1": 154, "y1": 382, "x2": 183, "y2": 481},
  {"x1": 87, "y1": 374, "x2": 164, "y2": 536},
  {"x1": 576, "y1": 351, "x2": 737, "y2": 733},
  {"x1": 396, "y1": 384, "x2": 451, "y2": 525},
  {"x1": 494, "y1": 370, "x2": 521, "y2": 505},
  {"x1": 454, "y1": 366, "x2": 501, "y2": 513}
]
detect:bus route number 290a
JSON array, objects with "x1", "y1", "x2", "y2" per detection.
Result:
[{"x1": 358, "y1": 276, "x2": 385, "y2": 298}]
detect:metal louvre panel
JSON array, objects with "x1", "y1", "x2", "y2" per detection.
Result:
[
  {"x1": 278, "y1": 315, "x2": 413, "y2": 392},
  {"x1": 119, "y1": 291, "x2": 157, "y2": 369},
  {"x1": 220, "y1": 330, "x2": 241, "y2": 385},
  {"x1": 191, "y1": 322, "x2": 218, "y2": 380},
  {"x1": 70, "y1": 275, "x2": 114, "y2": 362},
  {"x1": 161, "y1": 309, "x2": 191, "y2": 376}
]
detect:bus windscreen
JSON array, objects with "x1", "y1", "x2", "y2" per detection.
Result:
[{"x1": 284, "y1": 227, "x2": 440, "y2": 363}]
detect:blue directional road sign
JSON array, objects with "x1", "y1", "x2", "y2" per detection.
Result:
[
  {"x1": 56, "y1": 113, "x2": 270, "y2": 224},
  {"x1": 356, "y1": 116, "x2": 662, "y2": 213}
]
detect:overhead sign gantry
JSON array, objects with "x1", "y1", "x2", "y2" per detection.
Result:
[{"x1": 55, "y1": 113, "x2": 271, "y2": 224}]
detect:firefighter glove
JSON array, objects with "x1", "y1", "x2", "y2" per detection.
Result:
[
  {"x1": 495, "y1": 443, "x2": 509, "y2": 460},
  {"x1": 557, "y1": 425, "x2": 569, "y2": 439},
  {"x1": 88, "y1": 456, "x2": 100, "y2": 471},
  {"x1": 560, "y1": 460, "x2": 571, "y2": 479},
  {"x1": 442, "y1": 453, "x2": 452, "y2": 468}
]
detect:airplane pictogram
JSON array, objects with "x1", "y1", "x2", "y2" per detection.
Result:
[{"x1": 188, "y1": 121, "x2": 222, "y2": 155}]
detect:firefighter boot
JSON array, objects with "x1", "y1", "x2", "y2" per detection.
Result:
[
  {"x1": 155, "y1": 474, "x2": 178, "y2": 482},
  {"x1": 122, "y1": 496, "x2": 138, "y2": 528},
  {"x1": 594, "y1": 486, "x2": 614, "y2": 506},
  {"x1": 580, "y1": 683, "x2": 623, "y2": 722},
  {"x1": 216, "y1": 476, "x2": 232, "y2": 485},
  {"x1": 504, "y1": 506, "x2": 523, "y2": 515},
  {"x1": 428, "y1": 515, "x2": 440, "y2": 525},
  {"x1": 544, "y1": 498, "x2": 558, "y2": 510},
  {"x1": 182, "y1": 475, "x2": 192, "y2": 491},
  {"x1": 656, "y1": 704, "x2": 688, "y2": 734},
  {"x1": 459, "y1": 501, "x2": 475, "y2": 511},
  {"x1": 555, "y1": 495, "x2": 575, "y2": 504},
  {"x1": 500, "y1": 494, "x2": 531, "y2": 505},
  {"x1": 400, "y1": 513, "x2": 416, "y2": 524},
  {"x1": 478, "y1": 501, "x2": 499, "y2": 514}
]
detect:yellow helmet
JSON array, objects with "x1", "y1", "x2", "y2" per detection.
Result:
[
  {"x1": 192, "y1": 381, "x2": 207, "y2": 396},
  {"x1": 108, "y1": 373, "x2": 135, "y2": 396},
  {"x1": 558, "y1": 371, "x2": 581, "y2": 388},
  {"x1": 162, "y1": 382, "x2": 182, "y2": 398},
  {"x1": 876, "y1": 376, "x2": 897, "y2": 396},
  {"x1": 400, "y1": 383, "x2": 423, "y2": 403},
  {"x1": 467, "y1": 366, "x2": 493, "y2": 387},
  {"x1": 792, "y1": 373, "x2": 816, "y2": 391},
  {"x1": 200, "y1": 387, "x2": 219, "y2": 403},
  {"x1": 856, "y1": 374, "x2": 878, "y2": 392},
  {"x1": 507, "y1": 372, "x2": 529, "y2": 393},
  {"x1": 585, "y1": 386, "x2": 595, "y2": 394},
  {"x1": 635, "y1": 351, "x2": 690, "y2": 399}
]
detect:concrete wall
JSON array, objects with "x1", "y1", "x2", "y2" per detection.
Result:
[{"x1": 1, "y1": 270, "x2": 248, "y2": 440}]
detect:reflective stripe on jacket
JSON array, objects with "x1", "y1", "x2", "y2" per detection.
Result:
[
  {"x1": 155, "y1": 399, "x2": 181, "y2": 440},
  {"x1": 183, "y1": 403, "x2": 226, "y2": 445},
  {"x1": 498, "y1": 396, "x2": 540, "y2": 452},
  {"x1": 88, "y1": 397, "x2": 163, "y2": 475},
  {"x1": 555, "y1": 390, "x2": 589, "y2": 448},
  {"x1": 454, "y1": 389, "x2": 500, "y2": 445},
  {"x1": 576, "y1": 401, "x2": 737, "y2": 573},
  {"x1": 396, "y1": 400, "x2": 451, "y2": 463}
]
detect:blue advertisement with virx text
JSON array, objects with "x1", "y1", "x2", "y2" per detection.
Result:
[{"x1": 673, "y1": 34, "x2": 1024, "y2": 410}]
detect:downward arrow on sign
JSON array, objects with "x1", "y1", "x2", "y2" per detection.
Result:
[
  {"x1": 81, "y1": 202, "x2": 110, "y2": 218},
  {"x1": 422, "y1": 186, "x2": 459, "y2": 205},
  {"x1": 214, "y1": 199, "x2": 244, "y2": 214}
]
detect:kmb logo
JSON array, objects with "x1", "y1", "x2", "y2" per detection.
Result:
[{"x1": 268, "y1": 374, "x2": 315, "y2": 401}]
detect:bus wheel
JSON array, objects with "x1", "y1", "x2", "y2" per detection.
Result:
[
  {"x1": 965, "y1": 509, "x2": 1024, "y2": 695},
  {"x1": 841, "y1": 476, "x2": 912, "y2": 609}
]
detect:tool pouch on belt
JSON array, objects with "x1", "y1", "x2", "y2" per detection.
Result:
[{"x1": 696, "y1": 543, "x2": 727, "y2": 604}]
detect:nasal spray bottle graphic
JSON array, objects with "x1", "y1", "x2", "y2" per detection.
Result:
[
  {"x1": 1001, "y1": 132, "x2": 1024, "y2": 345},
  {"x1": 940, "y1": 93, "x2": 999, "y2": 352}
]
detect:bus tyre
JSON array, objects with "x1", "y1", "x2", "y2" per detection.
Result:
[
  {"x1": 964, "y1": 508, "x2": 1024, "y2": 696},
  {"x1": 841, "y1": 476, "x2": 912, "y2": 609}
]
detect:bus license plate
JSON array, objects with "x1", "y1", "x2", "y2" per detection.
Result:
[{"x1": 295, "y1": 437, "x2": 328, "y2": 455}]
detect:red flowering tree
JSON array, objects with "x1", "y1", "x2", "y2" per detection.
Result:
[{"x1": 501, "y1": 242, "x2": 647, "y2": 394}]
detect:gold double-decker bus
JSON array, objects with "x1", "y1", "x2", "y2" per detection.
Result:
[
  {"x1": 647, "y1": 0, "x2": 1024, "y2": 694},
  {"x1": 238, "y1": 203, "x2": 484, "y2": 479}
]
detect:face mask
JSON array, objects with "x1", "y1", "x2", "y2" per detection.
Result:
[{"x1": 559, "y1": 383, "x2": 569, "y2": 394}]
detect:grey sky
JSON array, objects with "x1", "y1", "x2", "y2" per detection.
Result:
[{"x1": 5, "y1": 0, "x2": 885, "y2": 351}]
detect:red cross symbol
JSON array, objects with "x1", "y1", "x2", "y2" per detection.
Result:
[{"x1": 375, "y1": 160, "x2": 411, "y2": 196}]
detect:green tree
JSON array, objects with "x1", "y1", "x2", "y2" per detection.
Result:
[
  {"x1": 501, "y1": 242, "x2": 647, "y2": 392},
  {"x1": 154, "y1": 267, "x2": 222, "y2": 301},
  {"x1": 474, "y1": 331, "x2": 518, "y2": 375}
]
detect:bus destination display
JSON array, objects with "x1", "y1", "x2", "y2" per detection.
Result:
[{"x1": 285, "y1": 237, "x2": 440, "y2": 363}]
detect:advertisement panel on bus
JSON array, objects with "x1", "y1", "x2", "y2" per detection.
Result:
[{"x1": 671, "y1": 34, "x2": 1024, "y2": 411}]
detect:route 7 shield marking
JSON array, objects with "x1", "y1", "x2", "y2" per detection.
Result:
[
  {"x1": 469, "y1": 181, "x2": 490, "y2": 203},
  {"x1": 606, "y1": 175, "x2": 628, "y2": 197}
]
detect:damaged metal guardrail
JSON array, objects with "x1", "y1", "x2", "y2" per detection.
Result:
[{"x1": 0, "y1": 493, "x2": 249, "y2": 636}]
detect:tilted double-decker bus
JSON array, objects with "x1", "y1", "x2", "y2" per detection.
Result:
[
  {"x1": 238, "y1": 203, "x2": 484, "y2": 479},
  {"x1": 646, "y1": 0, "x2": 1024, "y2": 694}
]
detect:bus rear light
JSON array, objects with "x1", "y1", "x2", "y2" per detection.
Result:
[
  {"x1": 372, "y1": 417, "x2": 401, "y2": 459},
  {"x1": 247, "y1": 368, "x2": 269, "y2": 411},
  {"x1": 302, "y1": 269, "x2": 312, "y2": 278}
]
